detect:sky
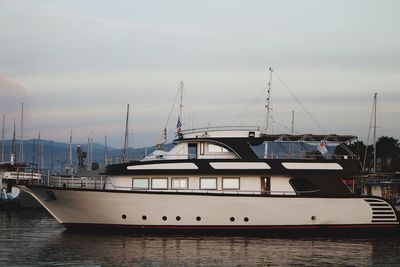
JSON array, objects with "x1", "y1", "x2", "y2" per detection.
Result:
[{"x1": 0, "y1": 0, "x2": 399, "y2": 149}]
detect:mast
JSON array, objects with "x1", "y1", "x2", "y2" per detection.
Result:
[
  {"x1": 264, "y1": 67, "x2": 273, "y2": 158},
  {"x1": 1, "y1": 115, "x2": 4, "y2": 162},
  {"x1": 38, "y1": 132, "x2": 44, "y2": 170},
  {"x1": 19, "y1": 102, "x2": 24, "y2": 162},
  {"x1": 67, "y1": 129, "x2": 73, "y2": 175},
  {"x1": 104, "y1": 135, "x2": 108, "y2": 166},
  {"x1": 290, "y1": 110, "x2": 295, "y2": 158},
  {"x1": 265, "y1": 67, "x2": 273, "y2": 134},
  {"x1": 51, "y1": 140, "x2": 54, "y2": 171},
  {"x1": 373, "y1": 92, "x2": 377, "y2": 173},
  {"x1": 11, "y1": 120, "x2": 16, "y2": 164},
  {"x1": 123, "y1": 104, "x2": 130, "y2": 162}
]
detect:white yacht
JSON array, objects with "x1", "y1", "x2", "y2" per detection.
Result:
[{"x1": 20, "y1": 127, "x2": 399, "y2": 232}]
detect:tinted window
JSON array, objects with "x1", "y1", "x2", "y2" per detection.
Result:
[{"x1": 290, "y1": 178, "x2": 319, "y2": 192}]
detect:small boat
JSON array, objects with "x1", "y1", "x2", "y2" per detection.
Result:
[
  {"x1": 20, "y1": 127, "x2": 399, "y2": 233},
  {"x1": 0, "y1": 162, "x2": 42, "y2": 208}
]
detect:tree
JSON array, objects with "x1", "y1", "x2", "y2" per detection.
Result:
[
  {"x1": 376, "y1": 136, "x2": 400, "y2": 172},
  {"x1": 335, "y1": 136, "x2": 400, "y2": 172}
]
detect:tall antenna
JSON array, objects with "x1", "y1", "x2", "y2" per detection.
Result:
[
  {"x1": 265, "y1": 67, "x2": 273, "y2": 134},
  {"x1": 19, "y1": 102, "x2": 24, "y2": 162},
  {"x1": 264, "y1": 67, "x2": 273, "y2": 159},
  {"x1": 179, "y1": 81, "x2": 184, "y2": 123},
  {"x1": 291, "y1": 110, "x2": 295, "y2": 134},
  {"x1": 123, "y1": 104, "x2": 130, "y2": 162},
  {"x1": 1, "y1": 115, "x2": 4, "y2": 162},
  {"x1": 176, "y1": 81, "x2": 184, "y2": 135}
]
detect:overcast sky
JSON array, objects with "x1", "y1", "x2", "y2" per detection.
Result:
[{"x1": 1, "y1": 0, "x2": 399, "y2": 148}]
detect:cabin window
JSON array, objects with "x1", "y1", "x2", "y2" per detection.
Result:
[
  {"x1": 222, "y1": 177, "x2": 240, "y2": 190},
  {"x1": 151, "y1": 178, "x2": 168, "y2": 189},
  {"x1": 171, "y1": 177, "x2": 188, "y2": 190},
  {"x1": 200, "y1": 177, "x2": 217, "y2": 190},
  {"x1": 289, "y1": 177, "x2": 319, "y2": 192},
  {"x1": 188, "y1": 143, "x2": 197, "y2": 159},
  {"x1": 208, "y1": 144, "x2": 228, "y2": 153},
  {"x1": 132, "y1": 178, "x2": 149, "y2": 190}
]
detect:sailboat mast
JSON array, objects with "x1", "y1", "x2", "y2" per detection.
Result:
[
  {"x1": 19, "y1": 102, "x2": 24, "y2": 162},
  {"x1": 1, "y1": 115, "x2": 4, "y2": 162},
  {"x1": 104, "y1": 135, "x2": 108, "y2": 166},
  {"x1": 11, "y1": 120, "x2": 16, "y2": 163},
  {"x1": 68, "y1": 129, "x2": 73, "y2": 174},
  {"x1": 265, "y1": 67, "x2": 273, "y2": 134},
  {"x1": 123, "y1": 104, "x2": 130, "y2": 162},
  {"x1": 373, "y1": 92, "x2": 377, "y2": 173}
]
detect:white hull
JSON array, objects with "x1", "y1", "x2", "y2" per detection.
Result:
[{"x1": 21, "y1": 186, "x2": 399, "y2": 230}]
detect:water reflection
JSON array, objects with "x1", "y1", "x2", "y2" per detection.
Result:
[{"x1": 1, "y1": 210, "x2": 400, "y2": 266}]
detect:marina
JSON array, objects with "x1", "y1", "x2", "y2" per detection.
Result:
[{"x1": 1, "y1": 1, "x2": 400, "y2": 265}]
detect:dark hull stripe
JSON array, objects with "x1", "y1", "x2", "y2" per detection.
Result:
[
  {"x1": 371, "y1": 220, "x2": 398, "y2": 223},
  {"x1": 63, "y1": 223, "x2": 399, "y2": 230},
  {"x1": 372, "y1": 216, "x2": 396, "y2": 219},
  {"x1": 364, "y1": 199, "x2": 384, "y2": 203},
  {"x1": 370, "y1": 203, "x2": 391, "y2": 207}
]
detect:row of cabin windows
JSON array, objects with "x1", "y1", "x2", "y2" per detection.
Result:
[{"x1": 132, "y1": 177, "x2": 240, "y2": 190}]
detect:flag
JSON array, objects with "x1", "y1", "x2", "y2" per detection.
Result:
[
  {"x1": 176, "y1": 117, "x2": 182, "y2": 133},
  {"x1": 317, "y1": 143, "x2": 328, "y2": 155}
]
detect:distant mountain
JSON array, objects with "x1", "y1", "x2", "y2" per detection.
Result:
[{"x1": 0, "y1": 139, "x2": 164, "y2": 172}]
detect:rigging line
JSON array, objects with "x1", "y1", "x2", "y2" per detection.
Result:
[
  {"x1": 272, "y1": 119, "x2": 301, "y2": 134},
  {"x1": 363, "y1": 94, "x2": 376, "y2": 170},
  {"x1": 230, "y1": 87, "x2": 265, "y2": 126},
  {"x1": 159, "y1": 85, "x2": 181, "y2": 141},
  {"x1": 272, "y1": 71, "x2": 326, "y2": 133},
  {"x1": 239, "y1": 94, "x2": 264, "y2": 126}
]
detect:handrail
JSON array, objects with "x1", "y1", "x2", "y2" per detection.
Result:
[{"x1": 180, "y1": 126, "x2": 260, "y2": 134}]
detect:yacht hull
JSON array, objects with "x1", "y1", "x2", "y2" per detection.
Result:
[{"x1": 21, "y1": 186, "x2": 399, "y2": 232}]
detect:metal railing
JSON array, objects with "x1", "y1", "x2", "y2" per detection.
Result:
[{"x1": 43, "y1": 175, "x2": 108, "y2": 190}]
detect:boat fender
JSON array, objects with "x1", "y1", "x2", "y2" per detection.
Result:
[{"x1": 45, "y1": 190, "x2": 57, "y2": 201}]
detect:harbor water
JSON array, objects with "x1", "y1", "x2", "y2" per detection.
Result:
[{"x1": 1, "y1": 209, "x2": 400, "y2": 266}]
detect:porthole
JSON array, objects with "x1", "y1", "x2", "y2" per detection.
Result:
[
  {"x1": 142, "y1": 215, "x2": 147, "y2": 220},
  {"x1": 230, "y1": 217, "x2": 235, "y2": 222},
  {"x1": 311, "y1": 216, "x2": 316, "y2": 221},
  {"x1": 122, "y1": 214, "x2": 127, "y2": 219},
  {"x1": 244, "y1": 217, "x2": 249, "y2": 222},
  {"x1": 162, "y1": 216, "x2": 167, "y2": 221},
  {"x1": 176, "y1": 216, "x2": 181, "y2": 221},
  {"x1": 196, "y1": 216, "x2": 201, "y2": 221}
]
